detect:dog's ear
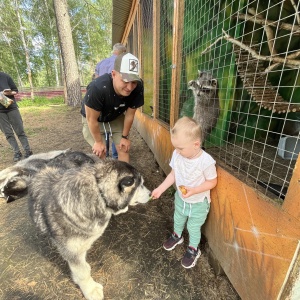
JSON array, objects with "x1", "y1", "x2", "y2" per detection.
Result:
[{"x1": 118, "y1": 176, "x2": 134, "y2": 192}]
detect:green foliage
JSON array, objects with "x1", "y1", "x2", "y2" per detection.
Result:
[{"x1": 0, "y1": 0, "x2": 112, "y2": 87}]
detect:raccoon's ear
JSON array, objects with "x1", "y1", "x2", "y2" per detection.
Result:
[
  {"x1": 119, "y1": 176, "x2": 134, "y2": 191},
  {"x1": 198, "y1": 70, "x2": 203, "y2": 77}
]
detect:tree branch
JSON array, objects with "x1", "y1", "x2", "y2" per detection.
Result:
[
  {"x1": 264, "y1": 50, "x2": 300, "y2": 72},
  {"x1": 232, "y1": 12, "x2": 300, "y2": 35},
  {"x1": 290, "y1": 0, "x2": 300, "y2": 25},
  {"x1": 248, "y1": 8, "x2": 277, "y2": 56},
  {"x1": 222, "y1": 29, "x2": 300, "y2": 67}
]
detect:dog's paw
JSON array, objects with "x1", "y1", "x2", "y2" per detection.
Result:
[{"x1": 82, "y1": 282, "x2": 104, "y2": 300}]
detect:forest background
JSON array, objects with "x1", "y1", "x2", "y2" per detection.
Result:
[{"x1": 0, "y1": 0, "x2": 111, "y2": 104}]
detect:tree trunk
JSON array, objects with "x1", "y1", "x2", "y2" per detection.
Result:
[
  {"x1": 14, "y1": 0, "x2": 34, "y2": 99},
  {"x1": 53, "y1": 0, "x2": 81, "y2": 106},
  {"x1": 44, "y1": 0, "x2": 60, "y2": 87}
]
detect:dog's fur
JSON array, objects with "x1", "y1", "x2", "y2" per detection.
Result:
[
  {"x1": 0, "y1": 150, "x2": 150, "y2": 300},
  {"x1": 0, "y1": 149, "x2": 69, "y2": 202}
]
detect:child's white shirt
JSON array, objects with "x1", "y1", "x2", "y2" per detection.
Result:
[{"x1": 170, "y1": 150, "x2": 217, "y2": 203}]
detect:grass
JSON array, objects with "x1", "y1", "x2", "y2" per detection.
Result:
[
  {"x1": 17, "y1": 96, "x2": 71, "y2": 118},
  {"x1": 17, "y1": 96, "x2": 65, "y2": 107}
]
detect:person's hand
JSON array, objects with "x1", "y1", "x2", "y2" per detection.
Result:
[
  {"x1": 119, "y1": 138, "x2": 130, "y2": 153},
  {"x1": 92, "y1": 141, "x2": 106, "y2": 158},
  {"x1": 151, "y1": 188, "x2": 163, "y2": 200},
  {"x1": 180, "y1": 186, "x2": 194, "y2": 198},
  {"x1": 3, "y1": 89, "x2": 16, "y2": 96}
]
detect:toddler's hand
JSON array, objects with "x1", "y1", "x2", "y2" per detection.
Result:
[
  {"x1": 151, "y1": 188, "x2": 162, "y2": 200},
  {"x1": 181, "y1": 186, "x2": 194, "y2": 198}
]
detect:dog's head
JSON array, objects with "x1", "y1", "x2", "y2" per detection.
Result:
[{"x1": 92, "y1": 160, "x2": 151, "y2": 215}]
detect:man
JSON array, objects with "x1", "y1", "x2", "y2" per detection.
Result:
[
  {"x1": 0, "y1": 71, "x2": 33, "y2": 162},
  {"x1": 81, "y1": 52, "x2": 144, "y2": 163},
  {"x1": 94, "y1": 43, "x2": 126, "y2": 78},
  {"x1": 94, "y1": 43, "x2": 127, "y2": 158}
]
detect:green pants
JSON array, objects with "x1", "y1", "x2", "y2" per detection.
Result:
[{"x1": 174, "y1": 191, "x2": 210, "y2": 249}]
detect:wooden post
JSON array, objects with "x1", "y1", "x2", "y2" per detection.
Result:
[
  {"x1": 137, "y1": 4, "x2": 142, "y2": 77},
  {"x1": 170, "y1": 0, "x2": 184, "y2": 128},
  {"x1": 121, "y1": 0, "x2": 140, "y2": 46},
  {"x1": 153, "y1": 0, "x2": 160, "y2": 119}
]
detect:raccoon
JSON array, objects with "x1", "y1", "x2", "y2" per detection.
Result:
[{"x1": 188, "y1": 70, "x2": 220, "y2": 143}]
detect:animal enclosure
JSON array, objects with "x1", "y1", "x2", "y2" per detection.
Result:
[
  {"x1": 129, "y1": 0, "x2": 300, "y2": 203},
  {"x1": 113, "y1": 0, "x2": 300, "y2": 299}
]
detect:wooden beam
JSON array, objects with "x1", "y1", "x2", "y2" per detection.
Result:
[
  {"x1": 137, "y1": 4, "x2": 142, "y2": 77},
  {"x1": 170, "y1": 0, "x2": 185, "y2": 128},
  {"x1": 121, "y1": 0, "x2": 140, "y2": 45},
  {"x1": 152, "y1": 0, "x2": 160, "y2": 119}
]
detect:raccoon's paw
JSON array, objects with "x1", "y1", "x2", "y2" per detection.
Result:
[
  {"x1": 187, "y1": 80, "x2": 196, "y2": 89},
  {"x1": 82, "y1": 281, "x2": 104, "y2": 300}
]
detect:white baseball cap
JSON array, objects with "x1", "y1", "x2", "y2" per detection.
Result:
[{"x1": 114, "y1": 53, "x2": 141, "y2": 82}]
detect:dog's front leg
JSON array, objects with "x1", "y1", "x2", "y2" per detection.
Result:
[{"x1": 67, "y1": 253, "x2": 104, "y2": 300}]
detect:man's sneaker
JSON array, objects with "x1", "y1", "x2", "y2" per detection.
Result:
[
  {"x1": 181, "y1": 247, "x2": 201, "y2": 269},
  {"x1": 25, "y1": 150, "x2": 33, "y2": 158},
  {"x1": 163, "y1": 233, "x2": 184, "y2": 251},
  {"x1": 13, "y1": 151, "x2": 22, "y2": 162}
]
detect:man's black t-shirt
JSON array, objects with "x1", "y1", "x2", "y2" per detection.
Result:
[{"x1": 81, "y1": 73, "x2": 144, "y2": 122}]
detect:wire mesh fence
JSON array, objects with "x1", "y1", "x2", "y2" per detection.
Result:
[{"x1": 138, "y1": 0, "x2": 300, "y2": 202}]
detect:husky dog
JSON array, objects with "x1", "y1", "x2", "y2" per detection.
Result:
[
  {"x1": 188, "y1": 70, "x2": 220, "y2": 142},
  {"x1": 0, "y1": 150, "x2": 150, "y2": 300},
  {"x1": 0, "y1": 150, "x2": 69, "y2": 202},
  {"x1": 0, "y1": 150, "x2": 94, "y2": 202}
]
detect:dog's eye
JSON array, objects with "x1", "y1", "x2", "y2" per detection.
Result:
[{"x1": 119, "y1": 176, "x2": 134, "y2": 187}]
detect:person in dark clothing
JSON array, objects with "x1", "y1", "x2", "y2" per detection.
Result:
[
  {"x1": 94, "y1": 43, "x2": 127, "y2": 159},
  {"x1": 0, "y1": 72, "x2": 32, "y2": 162},
  {"x1": 81, "y1": 52, "x2": 144, "y2": 163}
]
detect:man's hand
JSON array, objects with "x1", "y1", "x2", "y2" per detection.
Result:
[
  {"x1": 119, "y1": 138, "x2": 131, "y2": 153},
  {"x1": 92, "y1": 141, "x2": 106, "y2": 158}
]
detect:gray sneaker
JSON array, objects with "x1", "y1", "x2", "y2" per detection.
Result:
[
  {"x1": 13, "y1": 151, "x2": 22, "y2": 162},
  {"x1": 181, "y1": 247, "x2": 201, "y2": 269},
  {"x1": 25, "y1": 150, "x2": 33, "y2": 158},
  {"x1": 163, "y1": 233, "x2": 184, "y2": 251}
]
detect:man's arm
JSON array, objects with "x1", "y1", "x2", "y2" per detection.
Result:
[
  {"x1": 4, "y1": 76, "x2": 18, "y2": 95},
  {"x1": 85, "y1": 105, "x2": 106, "y2": 157},
  {"x1": 117, "y1": 107, "x2": 137, "y2": 160},
  {"x1": 123, "y1": 107, "x2": 136, "y2": 137},
  {"x1": 94, "y1": 61, "x2": 101, "y2": 78}
]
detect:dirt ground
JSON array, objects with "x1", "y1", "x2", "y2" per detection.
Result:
[{"x1": 0, "y1": 105, "x2": 240, "y2": 300}]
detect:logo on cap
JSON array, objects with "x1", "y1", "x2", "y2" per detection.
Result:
[
  {"x1": 129, "y1": 59, "x2": 138, "y2": 72},
  {"x1": 114, "y1": 52, "x2": 141, "y2": 82}
]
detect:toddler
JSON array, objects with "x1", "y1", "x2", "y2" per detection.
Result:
[{"x1": 151, "y1": 116, "x2": 217, "y2": 268}]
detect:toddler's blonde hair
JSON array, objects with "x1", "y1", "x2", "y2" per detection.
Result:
[{"x1": 171, "y1": 116, "x2": 202, "y2": 142}]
